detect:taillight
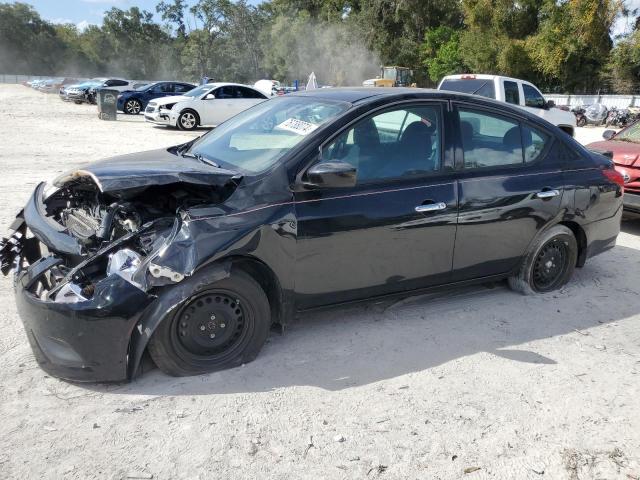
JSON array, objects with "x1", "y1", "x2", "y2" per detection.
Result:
[{"x1": 602, "y1": 168, "x2": 625, "y2": 189}]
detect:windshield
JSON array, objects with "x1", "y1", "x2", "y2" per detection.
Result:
[
  {"x1": 382, "y1": 68, "x2": 397, "y2": 80},
  {"x1": 614, "y1": 121, "x2": 640, "y2": 143},
  {"x1": 188, "y1": 96, "x2": 350, "y2": 174},
  {"x1": 183, "y1": 85, "x2": 214, "y2": 98},
  {"x1": 440, "y1": 78, "x2": 496, "y2": 99},
  {"x1": 76, "y1": 81, "x2": 102, "y2": 88}
]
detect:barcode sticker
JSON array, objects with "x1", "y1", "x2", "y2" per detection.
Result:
[{"x1": 275, "y1": 118, "x2": 319, "y2": 135}]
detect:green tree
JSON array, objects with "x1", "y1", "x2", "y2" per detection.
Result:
[
  {"x1": 459, "y1": 0, "x2": 542, "y2": 79},
  {"x1": 529, "y1": 0, "x2": 621, "y2": 92},
  {"x1": 603, "y1": 26, "x2": 640, "y2": 93},
  {"x1": 421, "y1": 26, "x2": 466, "y2": 82},
  {"x1": 101, "y1": 7, "x2": 173, "y2": 79},
  {"x1": 0, "y1": 3, "x2": 66, "y2": 74}
]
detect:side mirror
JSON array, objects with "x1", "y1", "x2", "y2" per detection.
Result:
[
  {"x1": 305, "y1": 161, "x2": 356, "y2": 189},
  {"x1": 603, "y1": 129, "x2": 616, "y2": 140},
  {"x1": 546, "y1": 100, "x2": 555, "y2": 109},
  {"x1": 205, "y1": 93, "x2": 215, "y2": 100}
]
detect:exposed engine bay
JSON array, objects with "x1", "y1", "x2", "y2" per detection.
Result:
[
  {"x1": 46, "y1": 178, "x2": 220, "y2": 251},
  {"x1": 2, "y1": 172, "x2": 239, "y2": 305}
]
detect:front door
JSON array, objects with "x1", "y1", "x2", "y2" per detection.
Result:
[
  {"x1": 294, "y1": 102, "x2": 459, "y2": 309},
  {"x1": 452, "y1": 104, "x2": 564, "y2": 280}
]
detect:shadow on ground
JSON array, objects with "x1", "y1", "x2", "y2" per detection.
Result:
[{"x1": 83, "y1": 219, "x2": 640, "y2": 396}]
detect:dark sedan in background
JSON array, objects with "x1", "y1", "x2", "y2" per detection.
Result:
[
  {"x1": 117, "y1": 81, "x2": 196, "y2": 114},
  {"x1": 0, "y1": 88, "x2": 624, "y2": 382},
  {"x1": 587, "y1": 122, "x2": 640, "y2": 213}
]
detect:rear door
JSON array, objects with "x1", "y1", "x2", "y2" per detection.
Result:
[
  {"x1": 452, "y1": 103, "x2": 564, "y2": 280},
  {"x1": 294, "y1": 101, "x2": 459, "y2": 308},
  {"x1": 198, "y1": 85, "x2": 234, "y2": 125}
]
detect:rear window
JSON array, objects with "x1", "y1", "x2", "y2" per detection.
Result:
[{"x1": 440, "y1": 79, "x2": 496, "y2": 99}]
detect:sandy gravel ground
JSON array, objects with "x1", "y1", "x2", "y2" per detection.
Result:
[{"x1": 0, "y1": 85, "x2": 639, "y2": 480}]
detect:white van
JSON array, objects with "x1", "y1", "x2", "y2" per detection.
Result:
[{"x1": 438, "y1": 74, "x2": 576, "y2": 136}]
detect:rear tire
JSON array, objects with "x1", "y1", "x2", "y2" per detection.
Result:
[
  {"x1": 148, "y1": 269, "x2": 271, "y2": 377},
  {"x1": 508, "y1": 225, "x2": 578, "y2": 295},
  {"x1": 124, "y1": 98, "x2": 142, "y2": 115}
]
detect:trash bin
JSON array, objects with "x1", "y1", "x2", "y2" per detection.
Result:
[{"x1": 96, "y1": 88, "x2": 118, "y2": 121}]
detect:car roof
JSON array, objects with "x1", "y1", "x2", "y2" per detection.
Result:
[
  {"x1": 440, "y1": 74, "x2": 535, "y2": 85},
  {"x1": 291, "y1": 87, "x2": 550, "y2": 124},
  {"x1": 206, "y1": 82, "x2": 259, "y2": 89}
]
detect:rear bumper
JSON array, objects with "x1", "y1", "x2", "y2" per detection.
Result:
[{"x1": 584, "y1": 205, "x2": 623, "y2": 260}]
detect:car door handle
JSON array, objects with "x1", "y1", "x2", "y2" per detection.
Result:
[
  {"x1": 535, "y1": 189, "x2": 560, "y2": 199},
  {"x1": 415, "y1": 202, "x2": 447, "y2": 213}
]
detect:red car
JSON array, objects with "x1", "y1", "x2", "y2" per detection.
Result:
[{"x1": 587, "y1": 122, "x2": 640, "y2": 213}]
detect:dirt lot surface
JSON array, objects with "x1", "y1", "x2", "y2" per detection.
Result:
[{"x1": 0, "y1": 85, "x2": 639, "y2": 479}]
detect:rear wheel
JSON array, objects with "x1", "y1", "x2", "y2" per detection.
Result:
[
  {"x1": 508, "y1": 225, "x2": 577, "y2": 295},
  {"x1": 124, "y1": 98, "x2": 142, "y2": 115},
  {"x1": 148, "y1": 269, "x2": 271, "y2": 377},
  {"x1": 178, "y1": 110, "x2": 199, "y2": 130}
]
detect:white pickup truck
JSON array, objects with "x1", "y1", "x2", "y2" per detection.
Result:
[{"x1": 438, "y1": 74, "x2": 576, "y2": 136}]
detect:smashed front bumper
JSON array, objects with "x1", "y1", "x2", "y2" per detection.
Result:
[
  {"x1": 144, "y1": 106, "x2": 172, "y2": 125},
  {"x1": 0, "y1": 185, "x2": 184, "y2": 382},
  {"x1": 1, "y1": 214, "x2": 154, "y2": 382}
]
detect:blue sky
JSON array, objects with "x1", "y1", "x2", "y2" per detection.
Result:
[
  {"x1": 14, "y1": 0, "x2": 260, "y2": 30},
  {"x1": 13, "y1": 0, "x2": 640, "y2": 36}
]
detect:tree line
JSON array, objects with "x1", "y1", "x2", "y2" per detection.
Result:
[{"x1": 1, "y1": 0, "x2": 639, "y2": 93}]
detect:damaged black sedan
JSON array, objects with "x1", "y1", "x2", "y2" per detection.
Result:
[{"x1": 0, "y1": 89, "x2": 624, "y2": 382}]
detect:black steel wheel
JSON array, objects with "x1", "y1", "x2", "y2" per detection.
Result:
[
  {"x1": 508, "y1": 225, "x2": 578, "y2": 295},
  {"x1": 531, "y1": 238, "x2": 570, "y2": 292},
  {"x1": 173, "y1": 291, "x2": 248, "y2": 360},
  {"x1": 148, "y1": 269, "x2": 271, "y2": 377},
  {"x1": 124, "y1": 98, "x2": 142, "y2": 115}
]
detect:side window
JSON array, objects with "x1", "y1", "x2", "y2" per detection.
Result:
[
  {"x1": 459, "y1": 109, "x2": 523, "y2": 168},
  {"x1": 522, "y1": 124, "x2": 550, "y2": 163},
  {"x1": 523, "y1": 84, "x2": 546, "y2": 109},
  {"x1": 215, "y1": 86, "x2": 234, "y2": 99},
  {"x1": 236, "y1": 86, "x2": 257, "y2": 98},
  {"x1": 153, "y1": 83, "x2": 172, "y2": 93},
  {"x1": 107, "y1": 79, "x2": 128, "y2": 87},
  {"x1": 322, "y1": 105, "x2": 442, "y2": 184},
  {"x1": 504, "y1": 81, "x2": 520, "y2": 105},
  {"x1": 174, "y1": 83, "x2": 192, "y2": 93}
]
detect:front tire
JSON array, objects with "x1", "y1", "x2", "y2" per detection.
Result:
[
  {"x1": 124, "y1": 98, "x2": 142, "y2": 115},
  {"x1": 178, "y1": 110, "x2": 199, "y2": 130},
  {"x1": 148, "y1": 269, "x2": 271, "y2": 377},
  {"x1": 508, "y1": 225, "x2": 578, "y2": 295}
]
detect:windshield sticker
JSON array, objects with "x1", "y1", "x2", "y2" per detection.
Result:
[{"x1": 275, "y1": 118, "x2": 319, "y2": 135}]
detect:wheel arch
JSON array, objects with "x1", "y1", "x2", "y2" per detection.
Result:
[
  {"x1": 558, "y1": 220, "x2": 588, "y2": 267},
  {"x1": 126, "y1": 255, "x2": 285, "y2": 379},
  {"x1": 518, "y1": 217, "x2": 588, "y2": 275},
  {"x1": 179, "y1": 107, "x2": 200, "y2": 123}
]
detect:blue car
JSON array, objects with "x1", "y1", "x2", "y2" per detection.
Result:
[{"x1": 117, "y1": 81, "x2": 196, "y2": 115}]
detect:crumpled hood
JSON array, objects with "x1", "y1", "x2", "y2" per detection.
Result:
[
  {"x1": 53, "y1": 148, "x2": 241, "y2": 194},
  {"x1": 587, "y1": 140, "x2": 640, "y2": 166}
]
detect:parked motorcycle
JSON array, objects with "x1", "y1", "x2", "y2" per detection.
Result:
[
  {"x1": 571, "y1": 106, "x2": 587, "y2": 127},
  {"x1": 572, "y1": 103, "x2": 608, "y2": 127},
  {"x1": 605, "y1": 107, "x2": 633, "y2": 128}
]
